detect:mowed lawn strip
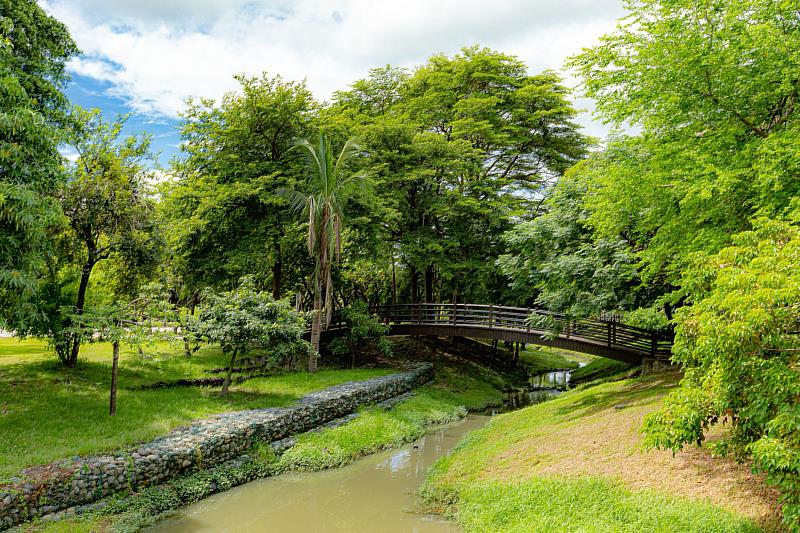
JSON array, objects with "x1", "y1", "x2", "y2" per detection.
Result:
[
  {"x1": 0, "y1": 338, "x2": 393, "y2": 478},
  {"x1": 423, "y1": 373, "x2": 784, "y2": 532}
]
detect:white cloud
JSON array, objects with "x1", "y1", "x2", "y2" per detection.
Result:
[{"x1": 43, "y1": 0, "x2": 626, "y2": 137}]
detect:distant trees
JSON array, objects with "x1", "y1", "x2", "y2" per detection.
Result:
[{"x1": 327, "y1": 48, "x2": 589, "y2": 305}]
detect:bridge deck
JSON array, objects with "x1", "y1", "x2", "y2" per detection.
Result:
[{"x1": 370, "y1": 303, "x2": 673, "y2": 365}]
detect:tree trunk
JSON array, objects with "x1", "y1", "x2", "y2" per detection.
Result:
[
  {"x1": 184, "y1": 297, "x2": 198, "y2": 357},
  {"x1": 67, "y1": 261, "x2": 94, "y2": 368},
  {"x1": 391, "y1": 257, "x2": 397, "y2": 305},
  {"x1": 109, "y1": 340, "x2": 119, "y2": 416},
  {"x1": 221, "y1": 348, "x2": 238, "y2": 396},
  {"x1": 424, "y1": 265, "x2": 434, "y2": 303},
  {"x1": 309, "y1": 289, "x2": 321, "y2": 372},
  {"x1": 410, "y1": 265, "x2": 419, "y2": 304},
  {"x1": 272, "y1": 244, "x2": 282, "y2": 299}
]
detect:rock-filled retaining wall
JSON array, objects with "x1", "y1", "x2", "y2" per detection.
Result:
[{"x1": 0, "y1": 364, "x2": 433, "y2": 530}]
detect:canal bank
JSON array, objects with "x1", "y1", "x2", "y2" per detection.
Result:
[
  {"x1": 19, "y1": 339, "x2": 525, "y2": 532},
  {"x1": 150, "y1": 415, "x2": 490, "y2": 533},
  {"x1": 422, "y1": 371, "x2": 784, "y2": 532}
]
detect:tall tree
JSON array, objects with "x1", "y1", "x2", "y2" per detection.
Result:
[
  {"x1": 285, "y1": 134, "x2": 371, "y2": 371},
  {"x1": 327, "y1": 49, "x2": 589, "y2": 305},
  {"x1": 164, "y1": 74, "x2": 317, "y2": 298},
  {"x1": 0, "y1": 0, "x2": 77, "y2": 329},
  {"x1": 58, "y1": 109, "x2": 162, "y2": 367}
]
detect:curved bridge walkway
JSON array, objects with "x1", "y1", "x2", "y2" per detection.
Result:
[{"x1": 369, "y1": 303, "x2": 673, "y2": 365}]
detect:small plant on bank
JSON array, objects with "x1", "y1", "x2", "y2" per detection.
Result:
[
  {"x1": 186, "y1": 278, "x2": 309, "y2": 395},
  {"x1": 328, "y1": 301, "x2": 391, "y2": 367}
]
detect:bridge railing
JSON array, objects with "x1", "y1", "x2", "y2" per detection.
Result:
[{"x1": 370, "y1": 303, "x2": 673, "y2": 358}]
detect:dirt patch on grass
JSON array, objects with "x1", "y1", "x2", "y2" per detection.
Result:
[{"x1": 480, "y1": 375, "x2": 784, "y2": 531}]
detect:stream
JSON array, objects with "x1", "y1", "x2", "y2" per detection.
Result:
[
  {"x1": 150, "y1": 366, "x2": 576, "y2": 532},
  {"x1": 149, "y1": 415, "x2": 490, "y2": 533}
]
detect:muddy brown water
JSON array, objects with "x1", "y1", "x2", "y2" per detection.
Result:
[{"x1": 149, "y1": 415, "x2": 490, "y2": 533}]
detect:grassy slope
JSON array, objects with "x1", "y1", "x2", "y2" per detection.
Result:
[
  {"x1": 518, "y1": 346, "x2": 582, "y2": 373},
  {"x1": 423, "y1": 373, "x2": 783, "y2": 533},
  {"x1": 569, "y1": 357, "x2": 634, "y2": 383},
  {"x1": 0, "y1": 338, "x2": 392, "y2": 477}
]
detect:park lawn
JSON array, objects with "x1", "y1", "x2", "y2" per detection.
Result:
[
  {"x1": 423, "y1": 373, "x2": 784, "y2": 533},
  {"x1": 517, "y1": 346, "x2": 585, "y2": 373},
  {"x1": 0, "y1": 338, "x2": 393, "y2": 478}
]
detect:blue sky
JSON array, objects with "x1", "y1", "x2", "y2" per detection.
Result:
[
  {"x1": 66, "y1": 74, "x2": 181, "y2": 167},
  {"x1": 46, "y1": 0, "x2": 628, "y2": 168}
]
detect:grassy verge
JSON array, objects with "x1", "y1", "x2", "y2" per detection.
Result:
[
  {"x1": 569, "y1": 358, "x2": 634, "y2": 384},
  {"x1": 422, "y1": 372, "x2": 783, "y2": 532},
  {"x1": 0, "y1": 338, "x2": 393, "y2": 477}
]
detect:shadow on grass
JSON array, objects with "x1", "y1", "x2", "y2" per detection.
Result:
[{"x1": 552, "y1": 374, "x2": 679, "y2": 422}]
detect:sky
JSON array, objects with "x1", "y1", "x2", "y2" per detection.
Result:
[{"x1": 44, "y1": 0, "x2": 628, "y2": 167}]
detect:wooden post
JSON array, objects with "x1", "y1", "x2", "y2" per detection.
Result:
[
  {"x1": 607, "y1": 322, "x2": 612, "y2": 347},
  {"x1": 526, "y1": 308, "x2": 531, "y2": 333},
  {"x1": 109, "y1": 339, "x2": 119, "y2": 416},
  {"x1": 489, "y1": 304, "x2": 494, "y2": 327},
  {"x1": 452, "y1": 302, "x2": 458, "y2": 325}
]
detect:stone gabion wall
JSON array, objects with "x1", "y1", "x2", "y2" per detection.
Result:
[{"x1": 0, "y1": 364, "x2": 433, "y2": 530}]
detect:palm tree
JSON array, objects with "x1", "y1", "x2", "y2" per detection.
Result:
[{"x1": 284, "y1": 134, "x2": 370, "y2": 372}]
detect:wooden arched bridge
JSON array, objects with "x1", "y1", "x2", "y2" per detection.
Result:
[{"x1": 366, "y1": 303, "x2": 673, "y2": 365}]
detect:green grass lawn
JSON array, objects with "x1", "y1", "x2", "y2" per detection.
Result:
[
  {"x1": 569, "y1": 357, "x2": 634, "y2": 384},
  {"x1": 422, "y1": 374, "x2": 776, "y2": 532},
  {"x1": 0, "y1": 338, "x2": 393, "y2": 478},
  {"x1": 517, "y1": 346, "x2": 585, "y2": 373}
]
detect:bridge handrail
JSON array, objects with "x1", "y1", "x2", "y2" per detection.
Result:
[{"x1": 369, "y1": 303, "x2": 673, "y2": 358}]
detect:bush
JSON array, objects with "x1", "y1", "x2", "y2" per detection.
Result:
[
  {"x1": 622, "y1": 306, "x2": 672, "y2": 332},
  {"x1": 328, "y1": 302, "x2": 391, "y2": 364},
  {"x1": 642, "y1": 217, "x2": 800, "y2": 531}
]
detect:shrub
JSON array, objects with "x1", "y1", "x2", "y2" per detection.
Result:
[{"x1": 642, "y1": 217, "x2": 800, "y2": 531}]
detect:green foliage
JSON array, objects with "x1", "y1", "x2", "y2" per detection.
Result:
[
  {"x1": 34, "y1": 108, "x2": 164, "y2": 365},
  {"x1": 642, "y1": 217, "x2": 800, "y2": 529},
  {"x1": 327, "y1": 48, "x2": 589, "y2": 304},
  {"x1": 622, "y1": 307, "x2": 671, "y2": 333},
  {"x1": 498, "y1": 165, "x2": 638, "y2": 314},
  {"x1": 0, "y1": 0, "x2": 77, "y2": 330},
  {"x1": 568, "y1": 6, "x2": 800, "y2": 526},
  {"x1": 164, "y1": 74, "x2": 316, "y2": 296},
  {"x1": 188, "y1": 278, "x2": 309, "y2": 368},
  {"x1": 328, "y1": 301, "x2": 391, "y2": 359}
]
